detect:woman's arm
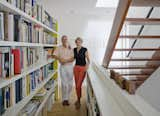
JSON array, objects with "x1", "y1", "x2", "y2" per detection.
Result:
[{"x1": 85, "y1": 50, "x2": 90, "y2": 70}]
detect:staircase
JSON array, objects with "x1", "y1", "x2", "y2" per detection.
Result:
[{"x1": 103, "y1": 0, "x2": 160, "y2": 94}]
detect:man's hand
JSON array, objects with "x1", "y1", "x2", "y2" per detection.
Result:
[{"x1": 59, "y1": 58, "x2": 68, "y2": 65}]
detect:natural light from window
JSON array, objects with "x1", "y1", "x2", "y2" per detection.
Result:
[{"x1": 96, "y1": 0, "x2": 118, "y2": 8}]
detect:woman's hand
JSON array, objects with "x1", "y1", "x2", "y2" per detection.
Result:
[{"x1": 85, "y1": 64, "x2": 89, "y2": 71}]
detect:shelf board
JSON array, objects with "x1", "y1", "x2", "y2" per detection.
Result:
[
  {"x1": 3, "y1": 71, "x2": 57, "y2": 116},
  {"x1": 0, "y1": 59, "x2": 54, "y2": 89},
  {"x1": 43, "y1": 44, "x2": 58, "y2": 47},
  {"x1": 0, "y1": 0, "x2": 58, "y2": 34},
  {"x1": 0, "y1": 41, "x2": 57, "y2": 47},
  {"x1": 125, "y1": 18, "x2": 160, "y2": 25},
  {"x1": 119, "y1": 35, "x2": 160, "y2": 39}
]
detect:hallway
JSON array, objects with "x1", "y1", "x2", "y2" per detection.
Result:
[{"x1": 47, "y1": 88, "x2": 87, "y2": 116}]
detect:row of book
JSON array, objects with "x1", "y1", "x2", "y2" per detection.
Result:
[
  {"x1": 110, "y1": 70, "x2": 148, "y2": 94},
  {"x1": 0, "y1": 47, "x2": 42, "y2": 79},
  {"x1": 43, "y1": 32, "x2": 57, "y2": 44},
  {"x1": 5, "y1": 0, "x2": 57, "y2": 30},
  {"x1": 0, "y1": 62, "x2": 55, "y2": 115},
  {"x1": 19, "y1": 77, "x2": 56, "y2": 116},
  {"x1": 0, "y1": 12, "x2": 41, "y2": 43}
]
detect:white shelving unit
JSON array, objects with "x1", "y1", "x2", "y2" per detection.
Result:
[
  {"x1": 0, "y1": 0, "x2": 59, "y2": 116},
  {"x1": 3, "y1": 70, "x2": 57, "y2": 116},
  {"x1": 0, "y1": 0, "x2": 58, "y2": 34}
]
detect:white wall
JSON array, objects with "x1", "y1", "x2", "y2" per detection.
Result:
[
  {"x1": 137, "y1": 67, "x2": 160, "y2": 111},
  {"x1": 39, "y1": 0, "x2": 116, "y2": 64}
]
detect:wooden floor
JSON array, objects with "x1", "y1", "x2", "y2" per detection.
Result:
[{"x1": 47, "y1": 88, "x2": 87, "y2": 116}]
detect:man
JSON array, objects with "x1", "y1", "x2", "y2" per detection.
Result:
[{"x1": 52, "y1": 35, "x2": 74, "y2": 106}]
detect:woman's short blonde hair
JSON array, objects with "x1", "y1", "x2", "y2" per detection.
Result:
[{"x1": 75, "y1": 37, "x2": 83, "y2": 43}]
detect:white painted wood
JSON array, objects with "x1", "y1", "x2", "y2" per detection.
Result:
[
  {"x1": 92, "y1": 63, "x2": 160, "y2": 116},
  {"x1": 3, "y1": 71, "x2": 57, "y2": 116},
  {"x1": 0, "y1": 0, "x2": 58, "y2": 34},
  {"x1": 0, "y1": 59, "x2": 54, "y2": 89},
  {"x1": 87, "y1": 66, "x2": 125, "y2": 116}
]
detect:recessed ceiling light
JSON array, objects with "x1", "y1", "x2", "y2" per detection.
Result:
[{"x1": 96, "y1": 0, "x2": 118, "y2": 8}]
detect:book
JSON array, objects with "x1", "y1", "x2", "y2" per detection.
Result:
[
  {"x1": 14, "y1": 15, "x2": 21, "y2": 42},
  {"x1": 12, "y1": 48, "x2": 21, "y2": 74},
  {"x1": 0, "y1": 12, "x2": 4, "y2": 41},
  {"x1": 8, "y1": 14, "x2": 14, "y2": 41},
  {"x1": 4, "y1": 86, "x2": 10, "y2": 108},
  {"x1": 10, "y1": 54, "x2": 14, "y2": 76},
  {"x1": 0, "y1": 47, "x2": 11, "y2": 78},
  {"x1": 0, "y1": 88, "x2": 5, "y2": 114},
  {"x1": 26, "y1": 74, "x2": 31, "y2": 96},
  {"x1": 0, "y1": 53, "x2": 2, "y2": 78},
  {"x1": 15, "y1": 79, "x2": 23, "y2": 103},
  {"x1": 10, "y1": 83, "x2": 15, "y2": 106}
]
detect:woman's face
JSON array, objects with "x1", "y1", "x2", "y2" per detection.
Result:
[{"x1": 76, "y1": 40, "x2": 82, "y2": 47}]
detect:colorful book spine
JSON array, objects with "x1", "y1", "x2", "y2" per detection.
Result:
[{"x1": 12, "y1": 48, "x2": 21, "y2": 74}]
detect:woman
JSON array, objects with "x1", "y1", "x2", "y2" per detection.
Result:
[{"x1": 73, "y1": 37, "x2": 90, "y2": 109}]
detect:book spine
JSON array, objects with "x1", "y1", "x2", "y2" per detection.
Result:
[
  {"x1": 0, "y1": 12, "x2": 4, "y2": 41},
  {"x1": 8, "y1": 14, "x2": 14, "y2": 41},
  {"x1": 12, "y1": 48, "x2": 21, "y2": 74}
]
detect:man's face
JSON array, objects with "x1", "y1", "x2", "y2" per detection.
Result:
[{"x1": 62, "y1": 36, "x2": 68, "y2": 45}]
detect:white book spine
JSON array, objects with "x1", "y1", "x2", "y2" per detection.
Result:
[
  {"x1": 11, "y1": 54, "x2": 14, "y2": 76},
  {"x1": 0, "y1": 12, "x2": 4, "y2": 41},
  {"x1": 8, "y1": 14, "x2": 14, "y2": 41}
]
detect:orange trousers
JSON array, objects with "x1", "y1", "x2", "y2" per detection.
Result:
[{"x1": 74, "y1": 65, "x2": 86, "y2": 98}]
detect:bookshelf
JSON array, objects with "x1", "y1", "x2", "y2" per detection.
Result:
[
  {"x1": 0, "y1": 0, "x2": 59, "y2": 116},
  {"x1": 3, "y1": 71, "x2": 57, "y2": 116},
  {"x1": 0, "y1": 0, "x2": 58, "y2": 34}
]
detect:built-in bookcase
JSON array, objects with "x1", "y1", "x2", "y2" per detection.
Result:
[{"x1": 0, "y1": 0, "x2": 59, "y2": 116}]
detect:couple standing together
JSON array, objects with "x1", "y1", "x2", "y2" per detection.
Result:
[{"x1": 52, "y1": 35, "x2": 90, "y2": 109}]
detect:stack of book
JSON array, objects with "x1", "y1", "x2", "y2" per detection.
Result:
[{"x1": 110, "y1": 70, "x2": 147, "y2": 94}]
